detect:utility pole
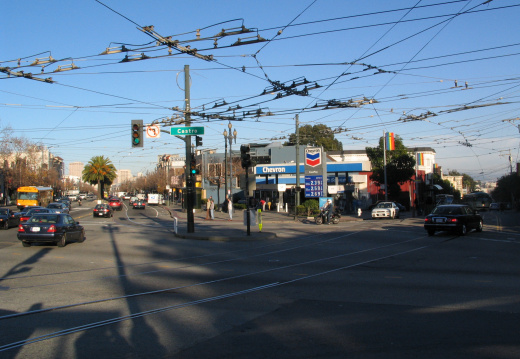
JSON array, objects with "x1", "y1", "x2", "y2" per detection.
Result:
[
  {"x1": 295, "y1": 114, "x2": 300, "y2": 220},
  {"x1": 184, "y1": 65, "x2": 195, "y2": 233}
]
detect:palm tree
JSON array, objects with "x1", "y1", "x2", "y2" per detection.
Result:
[{"x1": 82, "y1": 156, "x2": 117, "y2": 199}]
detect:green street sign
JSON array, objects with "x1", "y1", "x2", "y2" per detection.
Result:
[{"x1": 170, "y1": 126, "x2": 204, "y2": 135}]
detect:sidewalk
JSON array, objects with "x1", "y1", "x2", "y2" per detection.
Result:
[{"x1": 162, "y1": 203, "x2": 366, "y2": 241}]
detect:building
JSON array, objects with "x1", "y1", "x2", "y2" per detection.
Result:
[
  {"x1": 116, "y1": 169, "x2": 133, "y2": 184},
  {"x1": 68, "y1": 162, "x2": 84, "y2": 178}
]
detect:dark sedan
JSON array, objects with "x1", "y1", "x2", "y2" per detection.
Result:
[
  {"x1": 17, "y1": 213, "x2": 85, "y2": 247},
  {"x1": 93, "y1": 204, "x2": 113, "y2": 218},
  {"x1": 424, "y1": 204, "x2": 483, "y2": 236},
  {"x1": 0, "y1": 208, "x2": 21, "y2": 230},
  {"x1": 47, "y1": 202, "x2": 70, "y2": 214},
  {"x1": 133, "y1": 200, "x2": 146, "y2": 209}
]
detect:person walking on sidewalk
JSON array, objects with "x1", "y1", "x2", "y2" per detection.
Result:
[
  {"x1": 205, "y1": 196, "x2": 212, "y2": 220},
  {"x1": 227, "y1": 197, "x2": 233, "y2": 221},
  {"x1": 209, "y1": 197, "x2": 215, "y2": 220}
]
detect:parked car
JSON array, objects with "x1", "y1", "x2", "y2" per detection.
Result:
[
  {"x1": 20, "y1": 208, "x2": 56, "y2": 223},
  {"x1": 371, "y1": 201, "x2": 400, "y2": 219},
  {"x1": 17, "y1": 213, "x2": 85, "y2": 247},
  {"x1": 133, "y1": 200, "x2": 146, "y2": 209},
  {"x1": 47, "y1": 202, "x2": 70, "y2": 214},
  {"x1": 0, "y1": 208, "x2": 21, "y2": 230},
  {"x1": 93, "y1": 204, "x2": 113, "y2": 218},
  {"x1": 108, "y1": 198, "x2": 122, "y2": 211},
  {"x1": 424, "y1": 204, "x2": 483, "y2": 236},
  {"x1": 489, "y1": 203, "x2": 500, "y2": 211},
  {"x1": 123, "y1": 194, "x2": 131, "y2": 200}
]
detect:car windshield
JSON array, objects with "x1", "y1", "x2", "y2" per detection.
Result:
[
  {"x1": 376, "y1": 202, "x2": 392, "y2": 209},
  {"x1": 432, "y1": 206, "x2": 463, "y2": 215},
  {"x1": 48, "y1": 204, "x2": 61, "y2": 208},
  {"x1": 29, "y1": 215, "x2": 59, "y2": 224},
  {"x1": 0, "y1": 209, "x2": 8, "y2": 215}
]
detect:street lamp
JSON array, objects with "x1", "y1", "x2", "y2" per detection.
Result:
[{"x1": 223, "y1": 122, "x2": 237, "y2": 201}]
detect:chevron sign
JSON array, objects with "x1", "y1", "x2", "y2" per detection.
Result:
[{"x1": 305, "y1": 150, "x2": 321, "y2": 167}]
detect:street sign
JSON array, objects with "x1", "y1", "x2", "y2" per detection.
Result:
[
  {"x1": 170, "y1": 126, "x2": 204, "y2": 135},
  {"x1": 146, "y1": 124, "x2": 160, "y2": 138}
]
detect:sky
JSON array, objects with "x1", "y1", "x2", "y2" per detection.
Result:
[{"x1": 1, "y1": 0, "x2": 519, "y2": 182}]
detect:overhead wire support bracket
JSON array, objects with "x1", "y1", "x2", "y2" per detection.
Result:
[
  {"x1": 0, "y1": 66, "x2": 54, "y2": 83},
  {"x1": 139, "y1": 25, "x2": 214, "y2": 61}
]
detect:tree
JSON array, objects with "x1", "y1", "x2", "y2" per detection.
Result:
[
  {"x1": 285, "y1": 124, "x2": 343, "y2": 151},
  {"x1": 366, "y1": 134, "x2": 416, "y2": 199},
  {"x1": 82, "y1": 156, "x2": 117, "y2": 199},
  {"x1": 492, "y1": 173, "x2": 520, "y2": 209}
]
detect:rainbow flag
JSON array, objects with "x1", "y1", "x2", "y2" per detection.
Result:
[
  {"x1": 417, "y1": 153, "x2": 424, "y2": 166},
  {"x1": 433, "y1": 163, "x2": 438, "y2": 171},
  {"x1": 385, "y1": 132, "x2": 395, "y2": 150}
]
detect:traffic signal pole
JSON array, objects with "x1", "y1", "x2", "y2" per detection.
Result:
[{"x1": 184, "y1": 65, "x2": 195, "y2": 233}]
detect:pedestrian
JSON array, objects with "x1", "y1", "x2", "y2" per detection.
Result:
[
  {"x1": 260, "y1": 198, "x2": 266, "y2": 211},
  {"x1": 205, "y1": 196, "x2": 212, "y2": 220},
  {"x1": 227, "y1": 197, "x2": 233, "y2": 221},
  {"x1": 209, "y1": 197, "x2": 215, "y2": 220}
]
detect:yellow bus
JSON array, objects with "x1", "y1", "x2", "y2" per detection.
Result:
[{"x1": 16, "y1": 186, "x2": 54, "y2": 209}]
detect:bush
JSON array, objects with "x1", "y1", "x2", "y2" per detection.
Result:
[
  {"x1": 302, "y1": 199, "x2": 320, "y2": 216},
  {"x1": 234, "y1": 203, "x2": 247, "y2": 210}
]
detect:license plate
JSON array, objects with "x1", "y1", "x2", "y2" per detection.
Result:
[
  {"x1": 31, "y1": 227, "x2": 41, "y2": 232},
  {"x1": 98, "y1": 213, "x2": 104, "y2": 216},
  {"x1": 434, "y1": 218, "x2": 445, "y2": 223}
]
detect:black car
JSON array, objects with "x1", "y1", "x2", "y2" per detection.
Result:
[
  {"x1": 0, "y1": 208, "x2": 21, "y2": 230},
  {"x1": 58, "y1": 198, "x2": 72, "y2": 210},
  {"x1": 93, "y1": 204, "x2": 113, "y2": 218},
  {"x1": 133, "y1": 200, "x2": 146, "y2": 209},
  {"x1": 47, "y1": 202, "x2": 70, "y2": 214},
  {"x1": 17, "y1": 213, "x2": 85, "y2": 247},
  {"x1": 424, "y1": 204, "x2": 483, "y2": 236}
]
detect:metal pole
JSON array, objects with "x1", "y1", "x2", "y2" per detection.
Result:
[
  {"x1": 295, "y1": 114, "x2": 300, "y2": 219},
  {"x1": 185, "y1": 65, "x2": 194, "y2": 233},
  {"x1": 383, "y1": 131, "x2": 388, "y2": 201},
  {"x1": 224, "y1": 136, "x2": 228, "y2": 205}
]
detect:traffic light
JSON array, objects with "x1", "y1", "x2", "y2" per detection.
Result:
[
  {"x1": 190, "y1": 158, "x2": 199, "y2": 175},
  {"x1": 195, "y1": 135, "x2": 203, "y2": 147},
  {"x1": 131, "y1": 119, "x2": 143, "y2": 147},
  {"x1": 240, "y1": 144, "x2": 252, "y2": 168}
]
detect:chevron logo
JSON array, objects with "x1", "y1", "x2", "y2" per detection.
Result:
[{"x1": 306, "y1": 152, "x2": 321, "y2": 167}]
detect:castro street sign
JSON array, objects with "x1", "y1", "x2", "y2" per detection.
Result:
[{"x1": 170, "y1": 126, "x2": 205, "y2": 135}]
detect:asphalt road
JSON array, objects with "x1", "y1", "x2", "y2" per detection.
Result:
[{"x1": 0, "y1": 203, "x2": 519, "y2": 359}]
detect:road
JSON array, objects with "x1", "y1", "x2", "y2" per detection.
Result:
[{"x1": 0, "y1": 202, "x2": 519, "y2": 359}]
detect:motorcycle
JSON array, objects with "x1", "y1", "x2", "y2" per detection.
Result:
[{"x1": 315, "y1": 209, "x2": 341, "y2": 225}]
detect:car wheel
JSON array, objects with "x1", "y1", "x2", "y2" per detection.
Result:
[
  {"x1": 57, "y1": 233, "x2": 66, "y2": 247},
  {"x1": 22, "y1": 241, "x2": 31, "y2": 247},
  {"x1": 459, "y1": 224, "x2": 467, "y2": 236},
  {"x1": 476, "y1": 220, "x2": 483, "y2": 232},
  {"x1": 427, "y1": 229, "x2": 435, "y2": 236},
  {"x1": 3, "y1": 221, "x2": 8, "y2": 230},
  {"x1": 77, "y1": 229, "x2": 85, "y2": 243}
]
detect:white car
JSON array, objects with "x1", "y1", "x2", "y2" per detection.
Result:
[{"x1": 371, "y1": 202, "x2": 400, "y2": 219}]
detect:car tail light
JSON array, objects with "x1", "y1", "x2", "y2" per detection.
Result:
[
  {"x1": 447, "y1": 218, "x2": 458, "y2": 223},
  {"x1": 20, "y1": 216, "x2": 30, "y2": 222},
  {"x1": 47, "y1": 225, "x2": 56, "y2": 233},
  {"x1": 93, "y1": 209, "x2": 98, "y2": 212},
  {"x1": 18, "y1": 225, "x2": 25, "y2": 232},
  {"x1": 424, "y1": 218, "x2": 431, "y2": 223}
]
